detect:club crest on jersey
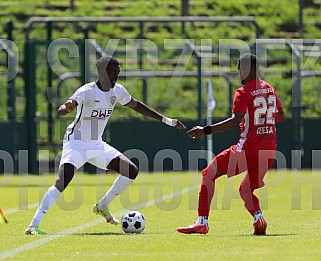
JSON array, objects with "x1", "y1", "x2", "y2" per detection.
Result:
[{"x1": 110, "y1": 96, "x2": 116, "y2": 105}]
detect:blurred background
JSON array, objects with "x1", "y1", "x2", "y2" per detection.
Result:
[{"x1": 0, "y1": 0, "x2": 320, "y2": 173}]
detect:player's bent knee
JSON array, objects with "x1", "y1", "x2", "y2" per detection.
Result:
[
  {"x1": 55, "y1": 163, "x2": 76, "y2": 192},
  {"x1": 128, "y1": 164, "x2": 139, "y2": 180},
  {"x1": 201, "y1": 168, "x2": 208, "y2": 176},
  {"x1": 202, "y1": 166, "x2": 223, "y2": 181}
]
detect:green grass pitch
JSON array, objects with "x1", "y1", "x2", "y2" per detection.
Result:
[{"x1": 1, "y1": 170, "x2": 321, "y2": 260}]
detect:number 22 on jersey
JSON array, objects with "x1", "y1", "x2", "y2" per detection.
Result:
[{"x1": 253, "y1": 95, "x2": 276, "y2": 126}]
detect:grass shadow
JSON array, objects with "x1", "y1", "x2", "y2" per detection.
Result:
[
  {"x1": 238, "y1": 233, "x2": 297, "y2": 237},
  {"x1": 264, "y1": 233, "x2": 297, "y2": 237},
  {"x1": 73, "y1": 232, "x2": 124, "y2": 236},
  {"x1": 73, "y1": 232, "x2": 154, "y2": 236}
]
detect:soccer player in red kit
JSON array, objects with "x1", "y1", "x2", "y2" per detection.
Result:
[{"x1": 177, "y1": 53, "x2": 284, "y2": 235}]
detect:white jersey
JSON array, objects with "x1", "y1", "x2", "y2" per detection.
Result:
[{"x1": 64, "y1": 82, "x2": 131, "y2": 142}]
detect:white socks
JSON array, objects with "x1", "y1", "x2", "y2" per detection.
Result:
[
  {"x1": 197, "y1": 216, "x2": 208, "y2": 225},
  {"x1": 253, "y1": 210, "x2": 264, "y2": 223},
  {"x1": 28, "y1": 185, "x2": 61, "y2": 228},
  {"x1": 27, "y1": 176, "x2": 134, "y2": 228},
  {"x1": 98, "y1": 175, "x2": 134, "y2": 208}
]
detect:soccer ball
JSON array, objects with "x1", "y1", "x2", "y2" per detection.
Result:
[{"x1": 121, "y1": 211, "x2": 146, "y2": 234}]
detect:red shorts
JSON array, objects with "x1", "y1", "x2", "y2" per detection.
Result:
[{"x1": 205, "y1": 145, "x2": 276, "y2": 190}]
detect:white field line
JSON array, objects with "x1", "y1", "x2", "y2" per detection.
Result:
[
  {"x1": 0, "y1": 185, "x2": 198, "y2": 260},
  {"x1": 5, "y1": 203, "x2": 39, "y2": 215}
]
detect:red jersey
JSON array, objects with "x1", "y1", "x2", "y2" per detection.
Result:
[{"x1": 232, "y1": 79, "x2": 283, "y2": 151}]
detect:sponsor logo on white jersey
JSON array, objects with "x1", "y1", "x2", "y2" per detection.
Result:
[{"x1": 91, "y1": 109, "x2": 113, "y2": 118}]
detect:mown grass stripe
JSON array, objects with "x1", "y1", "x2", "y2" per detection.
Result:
[{"x1": 0, "y1": 185, "x2": 198, "y2": 260}]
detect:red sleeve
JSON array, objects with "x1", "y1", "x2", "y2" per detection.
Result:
[{"x1": 232, "y1": 88, "x2": 247, "y2": 113}]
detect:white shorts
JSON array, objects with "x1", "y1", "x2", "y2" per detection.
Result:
[{"x1": 59, "y1": 140, "x2": 123, "y2": 170}]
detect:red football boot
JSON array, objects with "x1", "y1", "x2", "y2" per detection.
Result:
[
  {"x1": 177, "y1": 222, "x2": 209, "y2": 234},
  {"x1": 253, "y1": 215, "x2": 267, "y2": 235}
]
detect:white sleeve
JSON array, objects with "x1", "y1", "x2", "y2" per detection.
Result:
[
  {"x1": 69, "y1": 88, "x2": 84, "y2": 106},
  {"x1": 117, "y1": 85, "x2": 132, "y2": 105}
]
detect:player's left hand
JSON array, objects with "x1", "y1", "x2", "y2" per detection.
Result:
[
  {"x1": 175, "y1": 120, "x2": 186, "y2": 129},
  {"x1": 186, "y1": 126, "x2": 205, "y2": 139}
]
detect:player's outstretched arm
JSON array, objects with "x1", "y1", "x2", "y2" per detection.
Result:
[
  {"x1": 125, "y1": 98, "x2": 186, "y2": 129},
  {"x1": 58, "y1": 99, "x2": 78, "y2": 116},
  {"x1": 187, "y1": 113, "x2": 244, "y2": 139}
]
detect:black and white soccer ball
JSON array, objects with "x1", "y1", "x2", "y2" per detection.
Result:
[{"x1": 121, "y1": 211, "x2": 146, "y2": 234}]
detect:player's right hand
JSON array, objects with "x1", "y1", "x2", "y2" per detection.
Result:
[
  {"x1": 58, "y1": 99, "x2": 77, "y2": 116},
  {"x1": 64, "y1": 99, "x2": 76, "y2": 113},
  {"x1": 175, "y1": 120, "x2": 186, "y2": 129},
  {"x1": 186, "y1": 126, "x2": 205, "y2": 139}
]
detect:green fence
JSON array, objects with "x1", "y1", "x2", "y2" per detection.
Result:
[
  {"x1": 1, "y1": 118, "x2": 321, "y2": 173},
  {"x1": 10, "y1": 17, "x2": 321, "y2": 173},
  {"x1": 83, "y1": 118, "x2": 317, "y2": 173},
  {"x1": 15, "y1": 39, "x2": 321, "y2": 173},
  {"x1": 24, "y1": 39, "x2": 87, "y2": 173},
  {"x1": 303, "y1": 119, "x2": 321, "y2": 168},
  {"x1": 0, "y1": 122, "x2": 28, "y2": 173}
]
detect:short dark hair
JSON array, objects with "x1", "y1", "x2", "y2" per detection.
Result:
[
  {"x1": 237, "y1": 53, "x2": 259, "y2": 74},
  {"x1": 97, "y1": 56, "x2": 119, "y2": 71}
]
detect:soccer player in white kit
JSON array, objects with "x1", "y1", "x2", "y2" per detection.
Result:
[{"x1": 25, "y1": 56, "x2": 186, "y2": 235}]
